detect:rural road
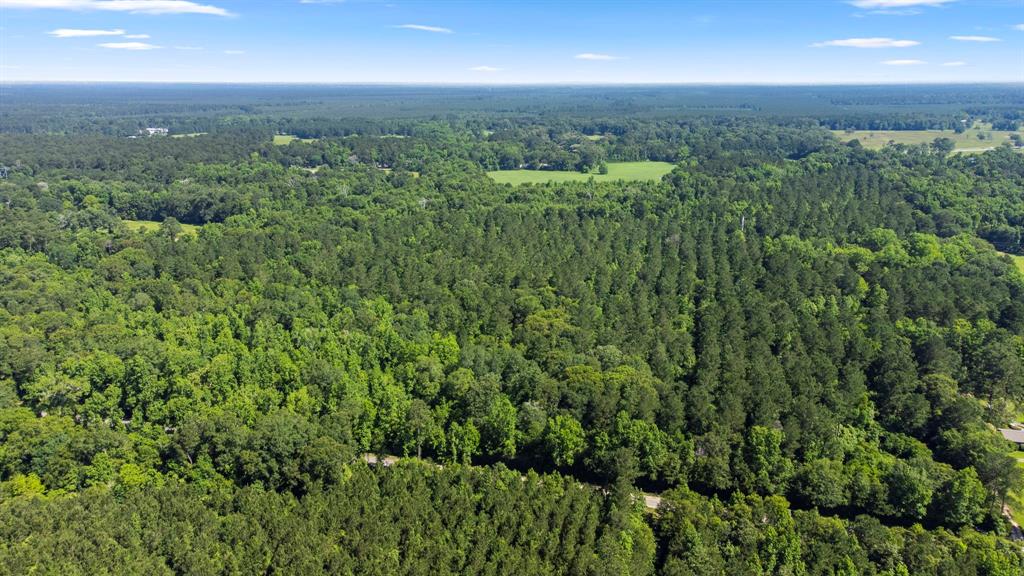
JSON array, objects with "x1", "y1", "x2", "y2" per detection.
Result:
[{"x1": 361, "y1": 453, "x2": 665, "y2": 511}]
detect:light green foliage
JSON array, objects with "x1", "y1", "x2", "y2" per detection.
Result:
[
  {"x1": 933, "y1": 467, "x2": 987, "y2": 527},
  {"x1": 885, "y1": 461, "x2": 933, "y2": 520},
  {"x1": 545, "y1": 414, "x2": 586, "y2": 467},
  {"x1": 1, "y1": 473, "x2": 45, "y2": 498},
  {"x1": 740, "y1": 425, "x2": 792, "y2": 495}
]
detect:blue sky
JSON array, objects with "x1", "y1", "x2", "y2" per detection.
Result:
[{"x1": 1, "y1": 0, "x2": 1022, "y2": 83}]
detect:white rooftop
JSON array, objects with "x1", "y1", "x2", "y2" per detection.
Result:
[{"x1": 998, "y1": 428, "x2": 1024, "y2": 444}]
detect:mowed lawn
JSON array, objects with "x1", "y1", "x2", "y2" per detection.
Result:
[
  {"x1": 488, "y1": 161, "x2": 675, "y2": 184},
  {"x1": 273, "y1": 134, "x2": 318, "y2": 145},
  {"x1": 123, "y1": 219, "x2": 200, "y2": 237},
  {"x1": 832, "y1": 123, "x2": 1024, "y2": 153}
]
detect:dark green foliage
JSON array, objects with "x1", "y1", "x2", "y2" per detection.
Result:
[{"x1": 0, "y1": 463, "x2": 630, "y2": 576}]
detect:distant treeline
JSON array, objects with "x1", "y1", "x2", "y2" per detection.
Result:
[{"x1": 1, "y1": 83, "x2": 1021, "y2": 134}]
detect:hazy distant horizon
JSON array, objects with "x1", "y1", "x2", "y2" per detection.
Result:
[
  {"x1": 2, "y1": 0, "x2": 1022, "y2": 84},
  {"x1": 3, "y1": 80, "x2": 1023, "y2": 87}
]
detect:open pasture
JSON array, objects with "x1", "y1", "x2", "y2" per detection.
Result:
[
  {"x1": 487, "y1": 161, "x2": 675, "y2": 185},
  {"x1": 832, "y1": 123, "x2": 1024, "y2": 153},
  {"x1": 273, "y1": 134, "x2": 318, "y2": 145}
]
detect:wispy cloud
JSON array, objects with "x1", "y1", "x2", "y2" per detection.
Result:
[
  {"x1": 174, "y1": 45, "x2": 202, "y2": 50},
  {"x1": 124, "y1": 33, "x2": 149, "y2": 38},
  {"x1": 98, "y1": 41, "x2": 160, "y2": 50},
  {"x1": 49, "y1": 27, "x2": 125, "y2": 37},
  {"x1": 850, "y1": 0, "x2": 954, "y2": 7},
  {"x1": 223, "y1": 49, "x2": 245, "y2": 54},
  {"x1": 299, "y1": 0, "x2": 345, "y2": 3},
  {"x1": 395, "y1": 24, "x2": 453, "y2": 34},
  {"x1": 1015, "y1": 24, "x2": 1024, "y2": 31},
  {"x1": 942, "y1": 61, "x2": 966, "y2": 66},
  {"x1": 812, "y1": 37, "x2": 919, "y2": 48},
  {"x1": 4, "y1": 1, "x2": 231, "y2": 16},
  {"x1": 949, "y1": 35, "x2": 1000, "y2": 42},
  {"x1": 882, "y1": 59, "x2": 926, "y2": 65},
  {"x1": 469, "y1": 65, "x2": 500, "y2": 72},
  {"x1": 575, "y1": 53, "x2": 623, "y2": 61}
]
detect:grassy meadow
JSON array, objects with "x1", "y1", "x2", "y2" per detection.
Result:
[
  {"x1": 832, "y1": 123, "x2": 1024, "y2": 153},
  {"x1": 488, "y1": 161, "x2": 675, "y2": 185},
  {"x1": 123, "y1": 219, "x2": 200, "y2": 237},
  {"x1": 273, "y1": 134, "x2": 318, "y2": 145}
]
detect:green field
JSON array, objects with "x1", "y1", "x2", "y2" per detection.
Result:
[
  {"x1": 273, "y1": 134, "x2": 317, "y2": 145},
  {"x1": 487, "y1": 161, "x2": 675, "y2": 185},
  {"x1": 832, "y1": 123, "x2": 1024, "y2": 153},
  {"x1": 123, "y1": 219, "x2": 199, "y2": 237}
]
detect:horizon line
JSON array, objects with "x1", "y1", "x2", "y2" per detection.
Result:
[{"x1": 2, "y1": 80, "x2": 1023, "y2": 87}]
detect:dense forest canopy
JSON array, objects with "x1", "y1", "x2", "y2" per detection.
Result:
[{"x1": 1, "y1": 84, "x2": 1023, "y2": 575}]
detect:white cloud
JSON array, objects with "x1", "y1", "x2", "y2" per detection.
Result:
[
  {"x1": 2, "y1": 1, "x2": 231, "y2": 16},
  {"x1": 98, "y1": 41, "x2": 159, "y2": 49},
  {"x1": 813, "y1": 37, "x2": 920, "y2": 48},
  {"x1": 575, "y1": 53, "x2": 622, "y2": 61},
  {"x1": 1015, "y1": 24, "x2": 1024, "y2": 31},
  {"x1": 49, "y1": 27, "x2": 124, "y2": 37},
  {"x1": 949, "y1": 35, "x2": 1000, "y2": 42},
  {"x1": 882, "y1": 59, "x2": 926, "y2": 65},
  {"x1": 849, "y1": 0, "x2": 954, "y2": 7},
  {"x1": 469, "y1": 65, "x2": 500, "y2": 72},
  {"x1": 942, "y1": 61, "x2": 966, "y2": 66},
  {"x1": 123, "y1": 33, "x2": 149, "y2": 38},
  {"x1": 396, "y1": 24, "x2": 453, "y2": 34},
  {"x1": 224, "y1": 49, "x2": 244, "y2": 54}
]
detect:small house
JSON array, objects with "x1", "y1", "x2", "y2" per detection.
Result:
[{"x1": 998, "y1": 428, "x2": 1024, "y2": 449}]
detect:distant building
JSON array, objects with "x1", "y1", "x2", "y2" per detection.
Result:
[
  {"x1": 999, "y1": 428, "x2": 1024, "y2": 449},
  {"x1": 140, "y1": 127, "x2": 169, "y2": 136}
]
